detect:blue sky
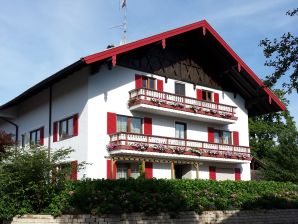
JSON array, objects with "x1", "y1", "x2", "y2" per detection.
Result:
[{"x1": 0, "y1": 0, "x2": 297, "y2": 123}]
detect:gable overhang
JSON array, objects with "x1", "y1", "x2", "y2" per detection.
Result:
[{"x1": 0, "y1": 20, "x2": 285, "y2": 116}]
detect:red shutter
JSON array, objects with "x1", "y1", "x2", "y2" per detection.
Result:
[
  {"x1": 53, "y1": 122, "x2": 58, "y2": 142},
  {"x1": 208, "y1": 128, "x2": 214, "y2": 143},
  {"x1": 73, "y1": 114, "x2": 79, "y2": 136},
  {"x1": 214, "y1": 93, "x2": 219, "y2": 103},
  {"x1": 196, "y1": 89, "x2": 202, "y2": 100},
  {"x1": 106, "y1": 160, "x2": 117, "y2": 179},
  {"x1": 233, "y1": 131, "x2": 239, "y2": 146},
  {"x1": 145, "y1": 162, "x2": 153, "y2": 179},
  {"x1": 40, "y1": 127, "x2": 44, "y2": 146},
  {"x1": 144, "y1": 117, "x2": 152, "y2": 135},
  {"x1": 235, "y1": 168, "x2": 241, "y2": 181},
  {"x1": 135, "y1": 74, "x2": 142, "y2": 89},
  {"x1": 107, "y1": 160, "x2": 111, "y2": 179},
  {"x1": 107, "y1": 112, "x2": 117, "y2": 134},
  {"x1": 157, "y1": 79, "x2": 164, "y2": 92},
  {"x1": 209, "y1": 166, "x2": 216, "y2": 180},
  {"x1": 71, "y1": 160, "x2": 78, "y2": 181}
]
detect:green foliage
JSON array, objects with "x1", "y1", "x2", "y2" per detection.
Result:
[
  {"x1": 0, "y1": 145, "x2": 78, "y2": 220},
  {"x1": 69, "y1": 179, "x2": 298, "y2": 215},
  {"x1": 260, "y1": 8, "x2": 298, "y2": 93},
  {"x1": 249, "y1": 89, "x2": 298, "y2": 183}
]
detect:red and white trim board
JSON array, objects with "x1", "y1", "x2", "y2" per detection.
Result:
[
  {"x1": 145, "y1": 162, "x2": 153, "y2": 179},
  {"x1": 144, "y1": 117, "x2": 152, "y2": 135},
  {"x1": 157, "y1": 79, "x2": 164, "y2": 91},
  {"x1": 209, "y1": 166, "x2": 216, "y2": 180},
  {"x1": 235, "y1": 168, "x2": 241, "y2": 181},
  {"x1": 107, "y1": 112, "x2": 117, "y2": 134}
]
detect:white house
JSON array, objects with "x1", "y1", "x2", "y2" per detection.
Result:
[{"x1": 0, "y1": 20, "x2": 285, "y2": 181}]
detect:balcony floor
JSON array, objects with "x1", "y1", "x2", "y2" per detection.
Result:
[{"x1": 130, "y1": 103, "x2": 236, "y2": 124}]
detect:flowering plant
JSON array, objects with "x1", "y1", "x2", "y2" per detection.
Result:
[
  {"x1": 237, "y1": 153, "x2": 247, "y2": 159},
  {"x1": 211, "y1": 109, "x2": 217, "y2": 114},
  {"x1": 190, "y1": 148, "x2": 202, "y2": 156},
  {"x1": 190, "y1": 105, "x2": 201, "y2": 113},
  {"x1": 224, "y1": 151, "x2": 233, "y2": 157},
  {"x1": 153, "y1": 143, "x2": 167, "y2": 152},
  {"x1": 208, "y1": 150, "x2": 219, "y2": 156},
  {"x1": 131, "y1": 142, "x2": 149, "y2": 151},
  {"x1": 151, "y1": 98, "x2": 165, "y2": 105},
  {"x1": 202, "y1": 108, "x2": 210, "y2": 113},
  {"x1": 168, "y1": 101, "x2": 185, "y2": 108},
  {"x1": 106, "y1": 143, "x2": 118, "y2": 151},
  {"x1": 173, "y1": 146, "x2": 185, "y2": 154}
]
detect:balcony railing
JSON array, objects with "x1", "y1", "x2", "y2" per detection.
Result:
[
  {"x1": 108, "y1": 132, "x2": 251, "y2": 160},
  {"x1": 128, "y1": 88, "x2": 237, "y2": 121}
]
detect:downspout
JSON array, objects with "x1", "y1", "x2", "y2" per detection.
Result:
[
  {"x1": 48, "y1": 86, "x2": 52, "y2": 159},
  {"x1": 0, "y1": 117, "x2": 19, "y2": 145}
]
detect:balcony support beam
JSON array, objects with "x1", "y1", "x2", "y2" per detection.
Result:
[
  {"x1": 171, "y1": 161, "x2": 175, "y2": 179},
  {"x1": 195, "y1": 162, "x2": 199, "y2": 179}
]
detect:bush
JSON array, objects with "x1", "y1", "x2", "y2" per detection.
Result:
[
  {"x1": 69, "y1": 179, "x2": 298, "y2": 215},
  {"x1": 0, "y1": 145, "x2": 79, "y2": 221}
]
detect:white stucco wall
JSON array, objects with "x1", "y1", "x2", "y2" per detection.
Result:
[{"x1": 0, "y1": 64, "x2": 251, "y2": 180}]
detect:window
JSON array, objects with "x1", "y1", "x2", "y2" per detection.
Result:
[
  {"x1": 116, "y1": 162, "x2": 140, "y2": 179},
  {"x1": 175, "y1": 82, "x2": 185, "y2": 96},
  {"x1": 116, "y1": 115, "x2": 142, "y2": 134},
  {"x1": 59, "y1": 117, "x2": 74, "y2": 140},
  {"x1": 202, "y1": 90, "x2": 213, "y2": 101},
  {"x1": 30, "y1": 127, "x2": 43, "y2": 145},
  {"x1": 175, "y1": 122, "x2": 186, "y2": 139},
  {"x1": 214, "y1": 130, "x2": 232, "y2": 145},
  {"x1": 142, "y1": 76, "x2": 155, "y2": 90}
]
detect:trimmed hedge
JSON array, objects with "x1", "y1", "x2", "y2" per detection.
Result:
[
  {"x1": 1, "y1": 179, "x2": 298, "y2": 220},
  {"x1": 69, "y1": 179, "x2": 298, "y2": 215}
]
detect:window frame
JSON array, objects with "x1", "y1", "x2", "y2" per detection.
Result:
[
  {"x1": 59, "y1": 116, "x2": 74, "y2": 140},
  {"x1": 175, "y1": 121, "x2": 187, "y2": 139},
  {"x1": 29, "y1": 127, "x2": 43, "y2": 145},
  {"x1": 142, "y1": 76, "x2": 156, "y2": 90},
  {"x1": 213, "y1": 129, "x2": 232, "y2": 145},
  {"x1": 116, "y1": 162, "x2": 141, "y2": 179},
  {"x1": 175, "y1": 82, "x2": 186, "y2": 96},
  {"x1": 116, "y1": 114, "x2": 143, "y2": 134},
  {"x1": 202, "y1": 90, "x2": 213, "y2": 102}
]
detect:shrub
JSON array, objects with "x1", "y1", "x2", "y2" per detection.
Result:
[
  {"x1": 0, "y1": 145, "x2": 81, "y2": 221},
  {"x1": 69, "y1": 179, "x2": 298, "y2": 215}
]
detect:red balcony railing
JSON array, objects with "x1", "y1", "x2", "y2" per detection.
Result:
[
  {"x1": 128, "y1": 88, "x2": 237, "y2": 121},
  {"x1": 108, "y1": 132, "x2": 251, "y2": 160}
]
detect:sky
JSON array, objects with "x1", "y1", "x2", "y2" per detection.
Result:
[{"x1": 0, "y1": 0, "x2": 297, "y2": 124}]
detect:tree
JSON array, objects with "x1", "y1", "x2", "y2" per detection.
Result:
[
  {"x1": 260, "y1": 8, "x2": 298, "y2": 93},
  {"x1": 249, "y1": 89, "x2": 298, "y2": 183},
  {"x1": 0, "y1": 145, "x2": 82, "y2": 220},
  {"x1": 0, "y1": 130, "x2": 14, "y2": 159}
]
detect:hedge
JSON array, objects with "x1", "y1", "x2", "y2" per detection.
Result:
[
  {"x1": 1, "y1": 179, "x2": 298, "y2": 220},
  {"x1": 69, "y1": 179, "x2": 298, "y2": 215}
]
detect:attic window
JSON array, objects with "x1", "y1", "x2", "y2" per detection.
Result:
[{"x1": 202, "y1": 90, "x2": 212, "y2": 101}]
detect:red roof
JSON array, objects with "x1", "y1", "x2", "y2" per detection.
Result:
[{"x1": 83, "y1": 20, "x2": 285, "y2": 112}]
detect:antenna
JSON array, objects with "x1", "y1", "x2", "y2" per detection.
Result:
[{"x1": 120, "y1": 0, "x2": 127, "y2": 45}]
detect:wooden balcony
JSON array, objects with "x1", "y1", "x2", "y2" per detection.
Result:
[
  {"x1": 128, "y1": 88, "x2": 237, "y2": 124},
  {"x1": 108, "y1": 132, "x2": 251, "y2": 161}
]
